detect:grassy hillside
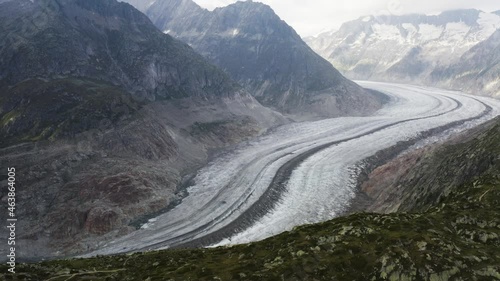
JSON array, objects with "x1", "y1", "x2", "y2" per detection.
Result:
[{"x1": 5, "y1": 119, "x2": 500, "y2": 280}]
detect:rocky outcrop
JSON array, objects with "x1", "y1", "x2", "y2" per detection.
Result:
[
  {"x1": 123, "y1": 0, "x2": 385, "y2": 119},
  {"x1": 84, "y1": 207, "x2": 121, "y2": 235}
]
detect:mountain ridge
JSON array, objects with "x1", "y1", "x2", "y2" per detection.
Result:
[
  {"x1": 0, "y1": 0, "x2": 241, "y2": 101},
  {"x1": 305, "y1": 9, "x2": 500, "y2": 96},
  {"x1": 123, "y1": 0, "x2": 385, "y2": 119},
  {"x1": 431, "y1": 28, "x2": 500, "y2": 97}
]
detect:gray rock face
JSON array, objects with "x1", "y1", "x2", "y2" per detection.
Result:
[
  {"x1": 0, "y1": 0, "x2": 240, "y2": 102},
  {"x1": 124, "y1": 0, "x2": 384, "y2": 119},
  {"x1": 305, "y1": 9, "x2": 500, "y2": 97},
  {"x1": 0, "y1": 0, "x2": 285, "y2": 145},
  {"x1": 0, "y1": 0, "x2": 285, "y2": 259}
]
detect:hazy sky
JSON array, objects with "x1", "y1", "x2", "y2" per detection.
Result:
[{"x1": 193, "y1": 0, "x2": 500, "y2": 37}]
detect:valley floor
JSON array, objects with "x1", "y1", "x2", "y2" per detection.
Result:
[
  {"x1": 84, "y1": 82, "x2": 500, "y2": 256},
  {"x1": 7, "y1": 92, "x2": 500, "y2": 281}
]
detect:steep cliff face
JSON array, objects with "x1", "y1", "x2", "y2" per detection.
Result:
[
  {"x1": 123, "y1": 0, "x2": 384, "y2": 119},
  {"x1": 0, "y1": 0, "x2": 285, "y2": 259},
  {"x1": 0, "y1": 0, "x2": 287, "y2": 152},
  {"x1": 12, "y1": 118, "x2": 500, "y2": 280},
  {"x1": 305, "y1": 9, "x2": 500, "y2": 97},
  {"x1": 0, "y1": 0, "x2": 240, "y2": 101}
]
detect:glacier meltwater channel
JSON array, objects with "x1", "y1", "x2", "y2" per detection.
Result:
[{"x1": 87, "y1": 82, "x2": 500, "y2": 256}]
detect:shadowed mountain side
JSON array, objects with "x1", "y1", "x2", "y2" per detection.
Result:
[{"x1": 123, "y1": 0, "x2": 385, "y2": 119}]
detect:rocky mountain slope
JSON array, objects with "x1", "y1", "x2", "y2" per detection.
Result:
[
  {"x1": 11, "y1": 117, "x2": 500, "y2": 280},
  {"x1": 122, "y1": 0, "x2": 385, "y2": 119},
  {"x1": 305, "y1": 9, "x2": 500, "y2": 96},
  {"x1": 0, "y1": 0, "x2": 284, "y2": 259},
  {"x1": 359, "y1": 116, "x2": 500, "y2": 211},
  {"x1": 431, "y1": 29, "x2": 500, "y2": 98}
]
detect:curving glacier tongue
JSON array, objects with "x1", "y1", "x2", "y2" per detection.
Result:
[{"x1": 87, "y1": 82, "x2": 500, "y2": 256}]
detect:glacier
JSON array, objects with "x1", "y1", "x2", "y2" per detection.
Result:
[{"x1": 85, "y1": 82, "x2": 500, "y2": 256}]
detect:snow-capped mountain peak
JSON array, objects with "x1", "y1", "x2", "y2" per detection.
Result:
[{"x1": 305, "y1": 9, "x2": 500, "y2": 83}]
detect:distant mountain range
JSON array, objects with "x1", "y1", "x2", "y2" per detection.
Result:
[
  {"x1": 306, "y1": 9, "x2": 500, "y2": 97},
  {"x1": 122, "y1": 0, "x2": 384, "y2": 119},
  {"x1": 432, "y1": 28, "x2": 500, "y2": 97}
]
